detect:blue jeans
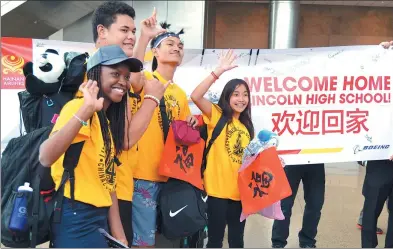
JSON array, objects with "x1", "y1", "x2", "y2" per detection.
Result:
[{"x1": 50, "y1": 197, "x2": 110, "y2": 248}]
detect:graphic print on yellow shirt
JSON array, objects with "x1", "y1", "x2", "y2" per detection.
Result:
[
  {"x1": 116, "y1": 91, "x2": 140, "y2": 202},
  {"x1": 50, "y1": 98, "x2": 116, "y2": 207},
  {"x1": 127, "y1": 70, "x2": 191, "y2": 182},
  {"x1": 202, "y1": 104, "x2": 251, "y2": 201}
]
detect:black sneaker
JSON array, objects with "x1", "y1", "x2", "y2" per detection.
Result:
[
  {"x1": 300, "y1": 244, "x2": 316, "y2": 248},
  {"x1": 272, "y1": 245, "x2": 284, "y2": 248}
]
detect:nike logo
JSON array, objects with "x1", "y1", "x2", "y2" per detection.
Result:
[
  {"x1": 202, "y1": 195, "x2": 208, "y2": 203},
  {"x1": 169, "y1": 205, "x2": 188, "y2": 217}
]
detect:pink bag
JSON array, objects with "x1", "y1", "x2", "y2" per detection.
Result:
[
  {"x1": 240, "y1": 200, "x2": 284, "y2": 222},
  {"x1": 171, "y1": 120, "x2": 201, "y2": 146}
]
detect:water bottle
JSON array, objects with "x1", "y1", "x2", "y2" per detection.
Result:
[
  {"x1": 9, "y1": 182, "x2": 33, "y2": 232},
  {"x1": 243, "y1": 130, "x2": 272, "y2": 159}
]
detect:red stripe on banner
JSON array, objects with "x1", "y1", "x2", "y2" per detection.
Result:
[
  {"x1": 278, "y1": 150, "x2": 301, "y2": 155},
  {"x1": 1, "y1": 37, "x2": 33, "y2": 89}
]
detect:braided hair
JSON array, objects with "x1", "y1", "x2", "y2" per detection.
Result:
[{"x1": 86, "y1": 65, "x2": 127, "y2": 165}]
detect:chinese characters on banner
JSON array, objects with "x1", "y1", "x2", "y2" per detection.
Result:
[
  {"x1": 158, "y1": 127, "x2": 205, "y2": 190},
  {"x1": 271, "y1": 108, "x2": 369, "y2": 136},
  {"x1": 238, "y1": 147, "x2": 292, "y2": 215}
]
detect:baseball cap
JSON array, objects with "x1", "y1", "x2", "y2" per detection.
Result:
[{"x1": 87, "y1": 45, "x2": 143, "y2": 72}]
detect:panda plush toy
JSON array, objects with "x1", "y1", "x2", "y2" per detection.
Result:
[
  {"x1": 23, "y1": 49, "x2": 67, "y2": 95},
  {"x1": 20, "y1": 48, "x2": 88, "y2": 133}
]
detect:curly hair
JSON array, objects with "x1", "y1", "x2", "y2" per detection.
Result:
[{"x1": 92, "y1": 2, "x2": 136, "y2": 42}]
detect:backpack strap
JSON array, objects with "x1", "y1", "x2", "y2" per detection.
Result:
[
  {"x1": 152, "y1": 74, "x2": 170, "y2": 143},
  {"x1": 128, "y1": 91, "x2": 141, "y2": 102},
  {"x1": 128, "y1": 88, "x2": 170, "y2": 143},
  {"x1": 30, "y1": 176, "x2": 41, "y2": 248},
  {"x1": 201, "y1": 114, "x2": 228, "y2": 179},
  {"x1": 19, "y1": 105, "x2": 23, "y2": 137},
  {"x1": 159, "y1": 97, "x2": 170, "y2": 143},
  {"x1": 52, "y1": 141, "x2": 85, "y2": 224}
]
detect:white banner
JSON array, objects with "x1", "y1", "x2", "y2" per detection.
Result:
[
  {"x1": 173, "y1": 46, "x2": 393, "y2": 165},
  {"x1": 2, "y1": 38, "x2": 393, "y2": 165}
]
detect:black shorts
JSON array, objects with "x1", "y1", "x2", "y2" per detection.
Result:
[{"x1": 118, "y1": 199, "x2": 133, "y2": 245}]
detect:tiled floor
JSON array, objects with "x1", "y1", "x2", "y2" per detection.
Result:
[{"x1": 7, "y1": 162, "x2": 390, "y2": 248}]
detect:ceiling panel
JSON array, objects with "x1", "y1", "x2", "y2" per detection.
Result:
[
  {"x1": 1, "y1": 1, "x2": 106, "y2": 38},
  {"x1": 312, "y1": 1, "x2": 344, "y2": 5},
  {"x1": 215, "y1": 0, "x2": 392, "y2": 7},
  {"x1": 356, "y1": 1, "x2": 376, "y2": 6},
  {"x1": 373, "y1": 1, "x2": 393, "y2": 7}
]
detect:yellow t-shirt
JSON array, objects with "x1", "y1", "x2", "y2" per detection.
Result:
[
  {"x1": 50, "y1": 98, "x2": 116, "y2": 207},
  {"x1": 202, "y1": 104, "x2": 251, "y2": 201},
  {"x1": 76, "y1": 72, "x2": 135, "y2": 202},
  {"x1": 115, "y1": 94, "x2": 140, "y2": 202},
  {"x1": 129, "y1": 70, "x2": 191, "y2": 182}
]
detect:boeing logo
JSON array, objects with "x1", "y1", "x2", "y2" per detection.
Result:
[{"x1": 353, "y1": 144, "x2": 390, "y2": 154}]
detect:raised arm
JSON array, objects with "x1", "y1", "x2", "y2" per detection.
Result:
[
  {"x1": 123, "y1": 75, "x2": 170, "y2": 150},
  {"x1": 39, "y1": 80, "x2": 103, "y2": 167},
  {"x1": 191, "y1": 49, "x2": 238, "y2": 120},
  {"x1": 132, "y1": 8, "x2": 166, "y2": 93}
]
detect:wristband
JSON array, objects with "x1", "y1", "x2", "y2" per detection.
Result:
[
  {"x1": 211, "y1": 71, "x2": 219, "y2": 80},
  {"x1": 144, "y1": 94, "x2": 160, "y2": 107},
  {"x1": 73, "y1": 114, "x2": 88, "y2": 126}
]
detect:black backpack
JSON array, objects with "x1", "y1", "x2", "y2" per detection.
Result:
[
  {"x1": 158, "y1": 178, "x2": 207, "y2": 241},
  {"x1": 18, "y1": 91, "x2": 75, "y2": 134},
  {"x1": 1, "y1": 125, "x2": 85, "y2": 248},
  {"x1": 1, "y1": 51, "x2": 89, "y2": 248}
]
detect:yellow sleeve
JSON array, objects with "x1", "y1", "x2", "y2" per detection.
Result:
[
  {"x1": 144, "y1": 70, "x2": 154, "y2": 80},
  {"x1": 51, "y1": 99, "x2": 91, "y2": 143},
  {"x1": 128, "y1": 87, "x2": 144, "y2": 115},
  {"x1": 202, "y1": 103, "x2": 222, "y2": 128}
]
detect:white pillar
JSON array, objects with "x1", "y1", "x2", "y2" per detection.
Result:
[{"x1": 268, "y1": 0, "x2": 300, "y2": 49}]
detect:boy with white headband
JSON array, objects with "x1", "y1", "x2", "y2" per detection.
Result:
[{"x1": 128, "y1": 22, "x2": 199, "y2": 247}]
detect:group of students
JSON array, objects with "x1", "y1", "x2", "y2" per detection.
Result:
[
  {"x1": 38, "y1": 1, "x2": 252, "y2": 248},
  {"x1": 36, "y1": 1, "x2": 393, "y2": 248}
]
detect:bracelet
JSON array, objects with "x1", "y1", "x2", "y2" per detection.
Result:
[
  {"x1": 73, "y1": 114, "x2": 88, "y2": 126},
  {"x1": 145, "y1": 97, "x2": 159, "y2": 107},
  {"x1": 144, "y1": 94, "x2": 160, "y2": 107},
  {"x1": 211, "y1": 71, "x2": 219, "y2": 80}
]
